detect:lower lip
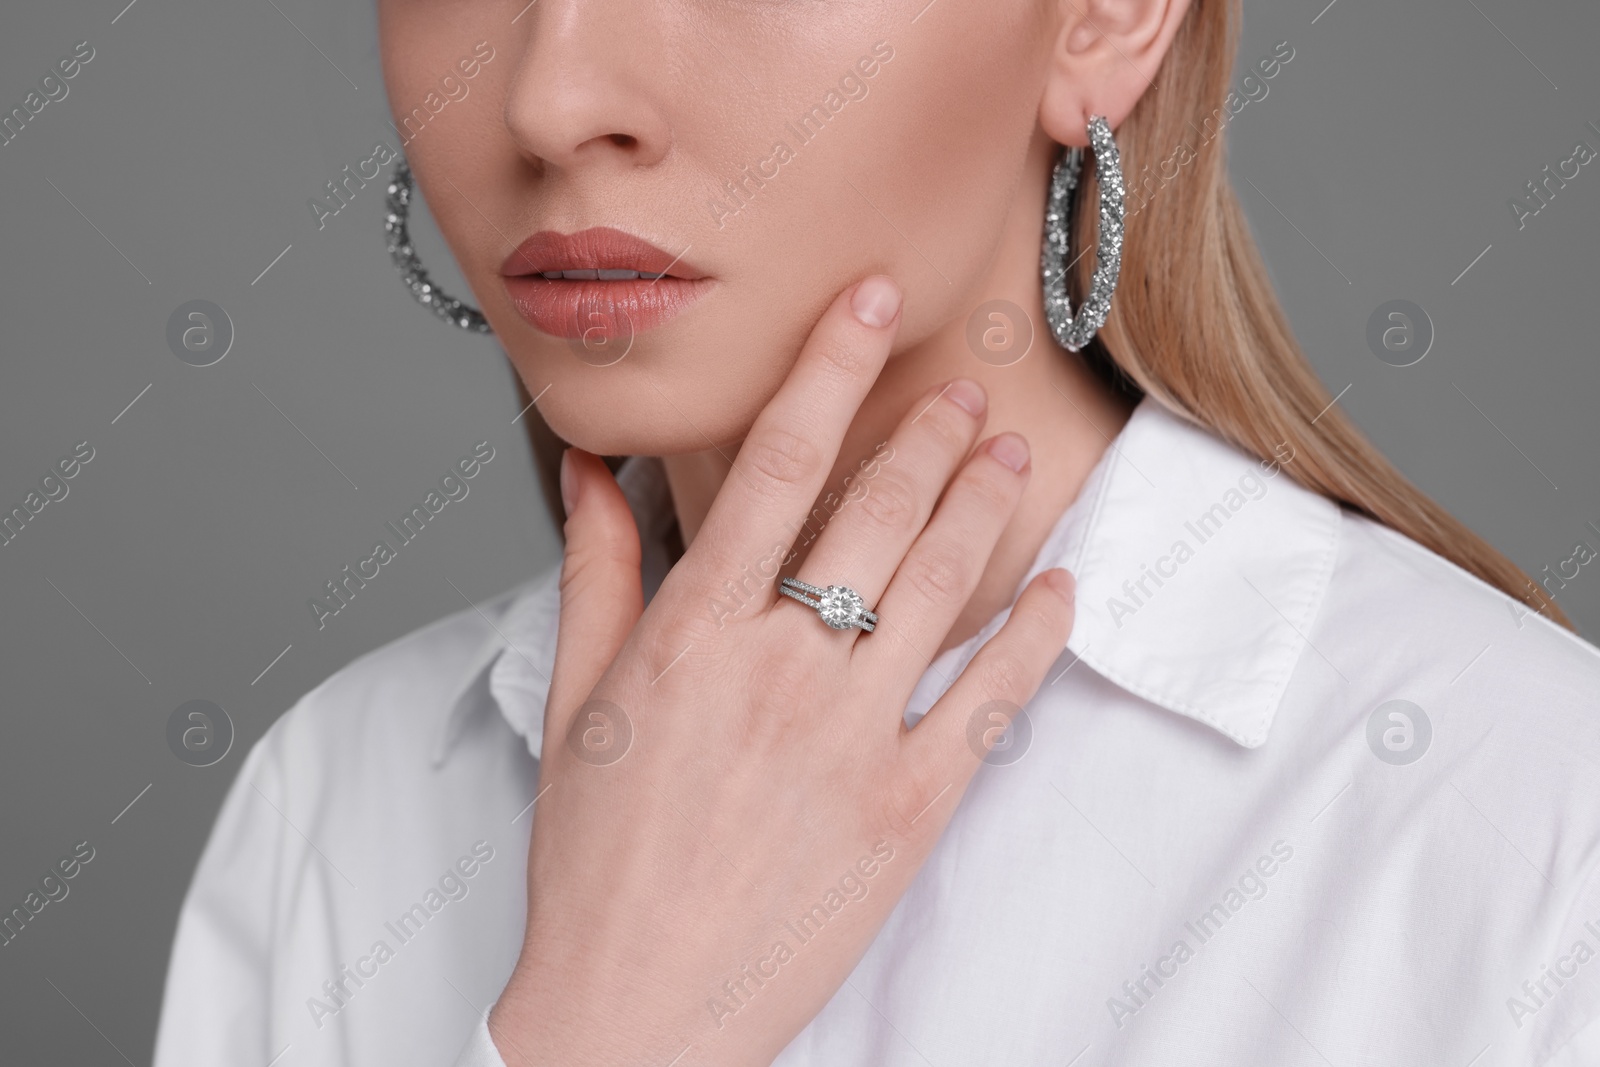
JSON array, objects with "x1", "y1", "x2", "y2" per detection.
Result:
[{"x1": 502, "y1": 276, "x2": 713, "y2": 340}]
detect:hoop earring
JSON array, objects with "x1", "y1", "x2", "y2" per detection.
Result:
[
  {"x1": 385, "y1": 156, "x2": 493, "y2": 334},
  {"x1": 1040, "y1": 115, "x2": 1125, "y2": 352}
]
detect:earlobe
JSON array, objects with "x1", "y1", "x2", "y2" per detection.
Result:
[{"x1": 1039, "y1": 0, "x2": 1192, "y2": 145}]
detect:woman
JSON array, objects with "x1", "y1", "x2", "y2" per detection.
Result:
[{"x1": 154, "y1": 0, "x2": 1600, "y2": 1064}]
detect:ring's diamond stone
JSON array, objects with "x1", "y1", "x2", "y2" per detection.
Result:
[{"x1": 817, "y1": 585, "x2": 865, "y2": 630}]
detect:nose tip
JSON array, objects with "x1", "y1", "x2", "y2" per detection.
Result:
[{"x1": 501, "y1": 3, "x2": 672, "y2": 173}]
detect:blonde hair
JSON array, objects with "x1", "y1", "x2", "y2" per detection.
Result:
[
  {"x1": 1066, "y1": 0, "x2": 1568, "y2": 629},
  {"x1": 519, "y1": 0, "x2": 1568, "y2": 629}
]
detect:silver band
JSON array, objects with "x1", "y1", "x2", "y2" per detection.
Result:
[{"x1": 778, "y1": 577, "x2": 878, "y2": 633}]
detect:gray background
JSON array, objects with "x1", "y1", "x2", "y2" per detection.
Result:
[{"x1": 1, "y1": 0, "x2": 1595, "y2": 1062}]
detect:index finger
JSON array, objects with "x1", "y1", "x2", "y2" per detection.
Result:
[{"x1": 688, "y1": 275, "x2": 903, "y2": 587}]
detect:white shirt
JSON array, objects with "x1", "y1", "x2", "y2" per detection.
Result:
[{"x1": 154, "y1": 398, "x2": 1600, "y2": 1067}]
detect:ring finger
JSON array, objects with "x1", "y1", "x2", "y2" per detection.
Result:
[
  {"x1": 779, "y1": 377, "x2": 989, "y2": 630},
  {"x1": 857, "y1": 431, "x2": 1031, "y2": 673}
]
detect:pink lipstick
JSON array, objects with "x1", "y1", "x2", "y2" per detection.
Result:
[{"x1": 499, "y1": 227, "x2": 710, "y2": 341}]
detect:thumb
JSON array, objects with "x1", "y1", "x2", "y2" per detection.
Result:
[{"x1": 543, "y1": 448, "x2": 644, "y2": 744}]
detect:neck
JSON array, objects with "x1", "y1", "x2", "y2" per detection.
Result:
[{"x1": 661, "y1": 130, "x2": 1134, "y2": 657}]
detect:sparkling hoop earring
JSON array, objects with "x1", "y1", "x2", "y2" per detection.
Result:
[
  {"x1": 1040, "y1": 115, "x2": 1125, "y2": 352},
  {"x1": 385, "y1": 156, "x2": 493, "y2": 334}
]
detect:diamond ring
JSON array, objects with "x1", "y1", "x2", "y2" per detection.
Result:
[{"x1": 778, "y1": 577, "x2": 878, "y2": 633}]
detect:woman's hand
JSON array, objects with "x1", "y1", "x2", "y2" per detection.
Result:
[{"x1": 489, "y1": 276, "x2": 1077, "y2": 1067}]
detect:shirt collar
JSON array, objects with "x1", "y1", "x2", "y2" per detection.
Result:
[
  {"x1": 1027, "y1": 399, "x2": 1341, "y2": 747},
  {"x1": 433, "y1": 397, "x2": 1341, "y2": 765},
  {"x1": 430, "y1": 453, "x2": 676, "y2": 766}
]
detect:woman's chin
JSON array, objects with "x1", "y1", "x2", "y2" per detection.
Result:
[{"x1": 537, "y1": 397, "x2": 757, "y2": 460}]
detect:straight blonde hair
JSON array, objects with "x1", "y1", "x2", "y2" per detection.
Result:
[
  {"x1": 1066, "y1": 0, "x2": 1568, "y2": 628},
  {"x1": 520, "y1": 0, "x2": 1568, "y2": 629}
]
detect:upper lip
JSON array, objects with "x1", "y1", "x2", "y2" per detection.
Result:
[{"x1": 499, "y1": 227, "x2": 705, "y2": 280}]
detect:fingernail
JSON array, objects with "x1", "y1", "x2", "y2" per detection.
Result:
[
  {"x1": 945, "y1": 378, "x2": 986, "y2": 418},
  {"x1": 851, "y1": 276, "x2": 902, "y2": 328},
  {"x1": 560, "y1": 448, "x2": 578, "y2": 514},
  {"x1": 1044, "y1": 568, "x2": 1076, "y2": 603},
  {"x1": 987, "y1": 433, "x2": 1029, "y2": 473}
]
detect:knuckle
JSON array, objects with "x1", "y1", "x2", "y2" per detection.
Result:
[
  {"x1": 622, "y1": 615, "x2": 722, "y2": 701},
  {"x1": 1011, "y1": 582, "x2": 1072, "y2": 641},
  {"x1": 903, "y1": 543, "x2": 969, "y2": 605},
  {"x1": 921, "y1": 398, "x2": 976, "y2": 452},
  {"x1": 743, "y1": 426, "x2": 823, "y2": 494},
  {"x1": 1020, "y1": 592, "x2": 1071, "y2": 638},
  {"x1": 741, "y1": 647, "x2": 817, "y2": 737},
  {"x1": 556, "y1": 553, "x2": 585, "y2": 598},
  {"x1": 685, "y1": 553, "x2": 784, "y2": 635},
  {"x1": 854, "y1": 471, "x2": 919, "y2": 532},
  {"x1": 973, "y1": 650, "x2": 1031, "y2": 703},
  {"x1": 558, "y1": 544, "x2": 618, "y2": 603},
  {"x1": 876, "y1": 786, "x2": 922, "y2": 843},
  {"x1": 877, "y1": 773, "x2": 939, "y2": 844},
  {"x1": 813, "y1": 332, "x2": 868, "y2": 379},
  {"x1": 654, "y1": 595, "x2": 729, "y2": 653},
  {"x1": 961, "y1": 464, "x2": 1018, "y2": 515}
]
